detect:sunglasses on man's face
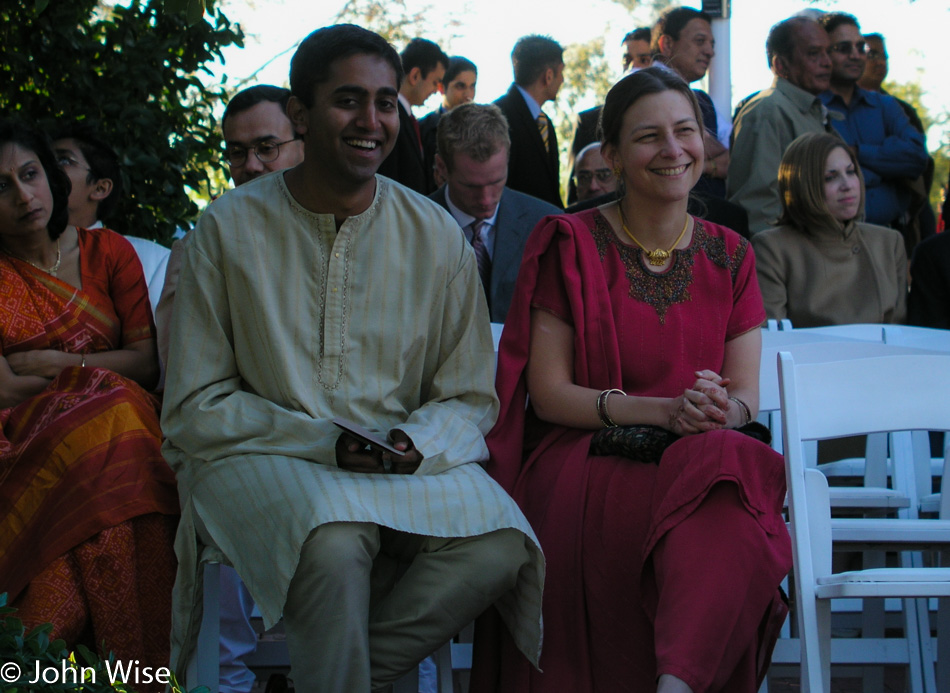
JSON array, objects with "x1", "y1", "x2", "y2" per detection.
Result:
[{"x1": 830, "y1": 41, "x2": 867, "y2": 56}]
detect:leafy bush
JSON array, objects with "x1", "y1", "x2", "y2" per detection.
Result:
[{"x1": 0, "y1": 1, "x2": 243, "y2": 245}]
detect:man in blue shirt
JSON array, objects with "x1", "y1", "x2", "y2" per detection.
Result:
[{"x1": 818, "y1": 12, "x2": 927, "y2": 233}]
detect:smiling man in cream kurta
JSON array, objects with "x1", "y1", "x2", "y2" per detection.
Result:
[{"x1": 161, "y1": 25, "x2": 542, "y2": 693}]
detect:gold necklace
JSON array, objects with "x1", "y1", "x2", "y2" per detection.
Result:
[
  {"x1": 1, "y1": 238, "x2": 62, "y2": 275},
  {"x1": 617, "y1": 202, "x2": 689, "y2": 266}
]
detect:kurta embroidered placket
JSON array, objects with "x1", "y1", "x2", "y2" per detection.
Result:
[{"x1": 318, "y1": 221, "x2": 352, "y2": 389}]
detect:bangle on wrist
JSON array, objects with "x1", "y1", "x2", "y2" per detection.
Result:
[
  {"x1": 729, "y1": 396, "x2": 751, "y2": 427},
  {"x1": 596, "y1": 388, "x2": 626, "y2": 428}
]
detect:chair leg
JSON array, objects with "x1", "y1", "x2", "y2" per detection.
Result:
[
  {"x1": 817, "y1": 600, "x2": 832, "y2": 693},
  {"x1": 435, "y1": 641, "x2": 453, "y2": 693},
  {"x1": 862, "y1": 551, "x2": 886, "y2": 693},
  {"x1": 195, "y1": 562, "x2": 221, "y2": 693},
  {"x1": 797, "y1": 587, "x2": 829, "y2": 693},
  {"x1": 903, "y1": 548, "x2": 937, "y2": 693}
]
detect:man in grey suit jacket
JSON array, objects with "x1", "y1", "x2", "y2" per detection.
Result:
[{"x1": 429, "y1": 102, "x2": 560, "y2": 323}]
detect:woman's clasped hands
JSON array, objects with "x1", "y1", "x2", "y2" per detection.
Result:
[{"x1": 668, "y1": 369, "x2": 732, "y2": 436}]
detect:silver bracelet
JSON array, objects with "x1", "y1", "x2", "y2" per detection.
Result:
[
  {"x1": 596, "y1": 388, "x2": 626, "y2": 428},
  {"x1": 729, "y1": 396, "x2": 751, "y2": 426}
]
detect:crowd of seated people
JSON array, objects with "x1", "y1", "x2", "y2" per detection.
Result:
[{"x1": 3, "y1": 6, "x2": 949, "y2": 693}]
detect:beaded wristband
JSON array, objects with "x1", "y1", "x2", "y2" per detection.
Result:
[{"x1": 597, "y1": 388, "x2": 626, "y2": 428}]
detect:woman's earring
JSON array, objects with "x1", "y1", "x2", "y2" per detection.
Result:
[{"x1": 612, "y1": 165, "x2": 622, "y2": 178}]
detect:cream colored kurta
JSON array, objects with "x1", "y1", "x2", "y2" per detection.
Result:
[
  {"x1": 161, "y1": 172, "x2": 543, "y2": 673},
  {"x1": 751, "y1": 220, "x2": 908, "y2": 327}
]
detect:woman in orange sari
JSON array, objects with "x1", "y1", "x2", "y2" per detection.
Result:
[{"x1": 0, "y1": 121, "x2": 178, "y2": 686}]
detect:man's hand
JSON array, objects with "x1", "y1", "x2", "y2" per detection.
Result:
[
  {"x1": 383, "y1": 429, "x2": 423, "y2": 475},
  {"x1": 335, "y1": 432, "x2": 385, "y2": 473}
]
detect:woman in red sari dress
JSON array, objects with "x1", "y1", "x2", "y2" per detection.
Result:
[
  {"x1": 0, "y1": 122, "x2": 178, "y2": 687},
  {"x1": 473, "y1": 69, "x2": 791, "y2": 692}
]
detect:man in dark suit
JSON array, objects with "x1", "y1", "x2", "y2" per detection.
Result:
[
  {"x1": 430, "y1": 102, "x2": 559, "y2": 323},
  {"x1": 377, "y1": 38, "x2": 448, "y2": 194},
  {"x1": 567, "y1": 27, "x2": 652, "y2": 204},
  {"x1": 419, "y1": 56, "x2": 477, "y2": 190},
  {"x1": 493, "y1": 35, "x2": 565, "y2": 209}
]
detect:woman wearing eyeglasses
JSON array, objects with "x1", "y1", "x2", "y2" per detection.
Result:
[
  {"x1": 0, "y1": 120, "x2": 177, "y2": 691},
  {"x1": 752, "y1": 132, "x2": 907, "y2": 327}
]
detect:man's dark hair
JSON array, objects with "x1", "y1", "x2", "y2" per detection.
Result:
[
  {"x1": 444, "y1": 56, "x2": 477, "y2": 85},
  {"x1": 766, "y1": 16, "x2": 815, "y2": 70},
  {"x1": 290, "y1": 24, "x2": 403, "y2": 107},
  {"x1": 623, "y1": 27, "x2": 652, "y2": 45},
  {"x1": 50, "y1": 121, "x2": 122, "y2": 221},
  {"x1": 401, "y1": 38, "x2": 449, "y2": 78},
  {"x1": 222, "y1": 85, "x2": 292, "y2": 132},
  {"x1": 511, "y1": 35, "x2": 563, "y2": 87},
  {"x1": 651, "y1": 6, "x2": 713, "y2": 53},
  {"x1": 1, "y1": 120, "x2": 71, "y2": 239},
  {"x1": 819, "y1": 11, "x2": 860, "y2": 35}
]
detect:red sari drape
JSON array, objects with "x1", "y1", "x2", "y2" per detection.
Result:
[
  {"x1": 0, "y1": 228, "x2": 178, "y2": 687},
  {"x1": 472, "y1": 211, "x2": 791, "y2": 693}
]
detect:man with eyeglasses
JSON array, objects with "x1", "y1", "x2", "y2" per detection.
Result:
[
  {"x1": 221, "y1": 85, "x2": 304, "y2": 187},
  {"x1": 52, "y1": 124, "x2": 121, "y2": 229},
  {"x1": 51, "y1": 122, "x2": 171, "y2": 311},
  {"x1": 155, "y1": 86, "x2": 304, "y2": 693},
  {"x1": 818, "y1": 13, "x2": 928, "y2": 248},
  {"x1": 573, "y1": 143, "x2": 617, "y2": 203},
  {"x1": 158, "y1": 85, "x2": 305, "y2": 368}
]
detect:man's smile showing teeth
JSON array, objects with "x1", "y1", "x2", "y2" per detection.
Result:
[
  {"x1": 345, "y1": 138, "x2": 378, "y2": 150},
  {"x1": 653, "y1": 164, "x2": 689, "y2": 176}
]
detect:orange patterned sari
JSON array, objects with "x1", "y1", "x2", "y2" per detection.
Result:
[{"x1": 0, "y1": 229, "x2": 178, "y2": 687}]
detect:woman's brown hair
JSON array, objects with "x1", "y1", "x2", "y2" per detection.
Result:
[{"x1": 776, "y1": 132, "x2": 865, "y2": 231}]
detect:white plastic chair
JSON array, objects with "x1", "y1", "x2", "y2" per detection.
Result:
[
  {"x1": 125, "y1": 235, "x2": 171, "y2": 316},
  {"x1": 760, "y1": 340, "x2": 923, "y2": 688},
  {"x1": 778, "y1": 349, "x2": 950, "y2": 692}
]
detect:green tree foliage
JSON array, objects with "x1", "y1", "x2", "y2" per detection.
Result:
[
  {"x1": 1, "y1": 1, "x2": 243, "y2": 245},
  {"x1": 334, "y1": 0, "x2": 461, "y2": 48}
]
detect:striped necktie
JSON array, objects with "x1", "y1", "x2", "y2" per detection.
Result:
[
  {"x1": 470, "y1": 220, "x2": 492, "y2": 302},
  {"x1": 537, "y1": 112, "x2": 550, "y2": 153}
]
